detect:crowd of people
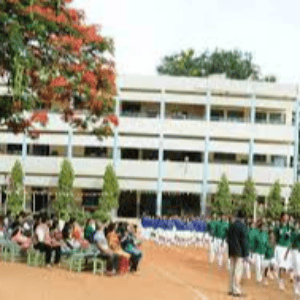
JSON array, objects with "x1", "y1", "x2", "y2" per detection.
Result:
[
  {"x1": 0, "y1": 211, "x2": 143, "y2": 276},
  {"x1": 140, "y1": 212, "x2": 300, "y2": 298}
]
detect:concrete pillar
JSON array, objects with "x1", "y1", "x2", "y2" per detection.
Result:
[
  {"x1": 206, "y1": 90, "x2": 211, "y2": 122},
  {"x1": 156, "y1": 89, "x2": 165, "y2": 216},
  {"x1": 248, "y1": 94, "x2": 256, "y2": 178},
  {"x1": 22, "y1": 133, "x2": 27, "y2": 210},
  {"x1": 202, "y1": 135, "x2": 209, "y2": 215},
  {"x1": 201, "y1": 89, "x2": 211, "y2": 216},
  {"x1": 113, "y1": 96, "x2": 121, "y2": 169},
  {"x1": 294, "y1": 94, "x2": 300, "y2": 183},
  {"x1": 136, "y1": 191, "x2": 141, "y2": 219},
  {"x1": 138, "y1": 149, "x2": 143, "y2": 160},
  {"x1": 67, "y1": 128, "x2": 73, "y2": 160}
]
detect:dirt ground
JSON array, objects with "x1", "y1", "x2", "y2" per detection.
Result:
[{"x1": 0, "y1": 242, "x2": 295, "y2": 300}]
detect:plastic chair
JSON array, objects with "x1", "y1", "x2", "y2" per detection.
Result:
[
  {"x1": 92, "y1": 257, "x2": 106, "y2": 275},
  {"x1": 27, "y1": 249, "x2": 46, "y2": 267}
]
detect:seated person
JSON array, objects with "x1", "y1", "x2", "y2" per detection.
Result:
[
  {"x1": 11, "y1": 226, "x2": 32, "y2": 251},
  {"x1": 106, "y1": 223, "x2": 131, "y2": 260},
  {"x1": 121, "y1": 223, "x2": 143, "y2": 273},
  {"x1": 84, "y1": 219, "x2": 96, "y2": 243},
  {"x1": 94, "y1": 221, "x2": 119, "y2": 275}
]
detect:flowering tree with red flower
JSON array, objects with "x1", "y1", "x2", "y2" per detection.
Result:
[{"x1": 0, "y1": 0, "x2": 117, "y2": 138}]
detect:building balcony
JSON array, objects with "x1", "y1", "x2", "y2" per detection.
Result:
[{"x1": 0, "y1": 156, "x2": 293, "y2": 188}]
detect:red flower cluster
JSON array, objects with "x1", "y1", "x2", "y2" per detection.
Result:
[
  {"x1": 6, "y1": 0, "x2": 19, "y2": 4},
  {"x1": 56, "y1": 13, "x2": 67, "y2": 24},
  {"x1": 24, "y1": 5, "x2": 57, "y2": 22},
  {"x1": 50, "y1": 76, "x2": 69, "y2": 87},
  {"x1": 30, "y1": 110, "x2": 49, "y2": 126},
  {"x1": 105, "y1": 114, "x2": 119, "y2": 126},
  {"x1": 28, "y1": 129, "x2": 41, "y2": 139},
  {"x1": 82, "y1": 71, "x2": 97, "y2": 88},
  {"x1": 49, "y1": 34, "x2": 83, "y2": 53},
  {"x1": 6, "y1": 119, "x2": 32, "y2": 134},
  {"x1": 67, "y1": 9, "x2": 79, "y2": 23},
  {"x1": 89, "y1": 99, "x2": 103, "y2": 114},
  {"x1": 73, "y1": 24, "x2": 103, "y2": 44},
  {"x1": 68, "y1": 63, "x2": 86, "y2": 73}
]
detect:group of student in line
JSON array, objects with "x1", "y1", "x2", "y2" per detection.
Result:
[
  {"x1": 140, "y1": 212, "x2": 300, "y2": 296},
  {"x1": 0, "y1": 211, "x2": 143, "y2": 275}
]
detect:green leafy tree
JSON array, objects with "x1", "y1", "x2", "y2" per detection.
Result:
[
  {"x1": 212, "y1": 174, "x2": 232, "y2": 215},
  {"x1": 240, "y1": 178, "x2": 257, "y2": 217},
  {"x1": 289, "y1": 182, "x2": 300, "y2": 217},
  {"x1": 157, "y1": 48, "x2": 276, "y2": 81},
  {"x1": 93, "y1": 164, "x2": 119, "y2": 221},
  {"x1": 54, "y1": 159, "x2": 75, "y2": 219},
  {"x1": 266, "y1": 180, "x2": 283, "y2": 219},
  {"x1": 7, "y1": 160, "x2": 24, "y2": 215}
]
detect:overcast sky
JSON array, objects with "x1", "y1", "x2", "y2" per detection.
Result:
[{"x1": 73, "y1": 0, "x2": 300, "y2": 83}]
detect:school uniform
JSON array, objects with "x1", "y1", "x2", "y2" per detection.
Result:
[
  {"x1": 291, "y1": 230, "x2": 300, "y2": 276},
  {"x1": 275, "y1": 225, "x2": 292, "y2": 270},
  {"x1": 253, "y1": 230, "x2": 269, "y2": 282}
]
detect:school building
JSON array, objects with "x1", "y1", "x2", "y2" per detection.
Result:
[{"x1": 0, "y1": 74, "x2": 299, "y2": 217}]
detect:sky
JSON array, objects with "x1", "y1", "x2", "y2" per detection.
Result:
[{"x1": 72, "y1": 0, "x2": 300, "y2": 83}]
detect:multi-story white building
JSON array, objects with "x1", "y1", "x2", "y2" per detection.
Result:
[{"x1": 0, "y1": 74, "x2": 299, "y2": 217}]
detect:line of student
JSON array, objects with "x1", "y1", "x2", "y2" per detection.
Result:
[{"x1": 141, "y1": 213, "x2": 300, "y2": 296}]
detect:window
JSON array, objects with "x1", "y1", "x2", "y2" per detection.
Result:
[
  {"x1": 227, "y1": 110, "x2": 244, "y2": 121},
  {"x1": 121, "y1": 148, "x2": 139, "y2": 159},
  {"x1": 82, "y1": 189, "x2": 101, "y2": 207},
  {"x1": 269, "y1": 113, "x2": 282, "y2": 124},
  {"x1": 213, "y1": 152, "x2": 236, "y2": 162},
  {"x1": 255, "y1": 112, "x2": 267, "y2": 123},
  {"x1": 142, "y1": 149, "x2": 158, "y2": 160},
  {"x1": 271, "y1": 155, "x2": 287, "y2": 167},
  {"x1": 7, "y1": 144, "x2": 23, "y2": 155},
  {"x1": 254, "y1": 154, "x2": 267, "y2": 164},
  {"x1": 164, "y1": 151, "x2": 184, "y2": 161},
  {"x1": 211, "y1": 109, "x2": 224, "y2": 121},
  {"x1": 84, "y1": 147, "x2": 106, "y2": 158},
  {"x1": 32, "y1": 145, "x2": 50, "y2": 156},
  {"x1": 164, "y1": 151, "x2": 202, "y2": 162},
  {"x1": 121, "y1": 102, "x2": 141, "y2": 115}
]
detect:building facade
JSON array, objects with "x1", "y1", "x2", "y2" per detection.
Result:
[{"x1": 0, "y1": 74, "x2": 299, "y2": 217}]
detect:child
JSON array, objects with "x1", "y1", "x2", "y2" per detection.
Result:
[
  {"x1": 285, "y1": 221, "x2": 300, "y2": 296},
  {"x1": 253, "y1": 221, "x2": 268, "y2": 284},
  {"x1": 262, "y1": 228, "x2": 277, "y2": 286}
]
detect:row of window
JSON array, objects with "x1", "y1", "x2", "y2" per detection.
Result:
[
  {"x1": 0, "y1": 144, "x2": 291, "y2": 167},
  {"x1": 120, "y1": 102, "x2": 286, "y2": 124}
]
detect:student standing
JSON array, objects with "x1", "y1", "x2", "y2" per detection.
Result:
[{"x1": 275, "y1": 213, "x2": 292, "y2": 291}]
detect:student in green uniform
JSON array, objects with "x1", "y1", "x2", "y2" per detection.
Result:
[
  {"x1": 275, "y1": 213, "x2": 292, "y2": 291},
  {"x1": 253, "y1": 221, "x2": 269, "y2": 283},
  {"x1": 261, "y1": 228, "x2": 276, "y2": 286},
  {"x1": 217, "y1": 215, "x2": 229, "y2": 268},
  {"x1": 245, "y1": 220, "x2": 258, "y2": 280},
  {"x1": 285, "y1": 221, "x2": 300, "y2": 296}
]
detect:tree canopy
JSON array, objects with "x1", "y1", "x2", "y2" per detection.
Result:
[
  {"x1": 289, "y1": 181, "x2": 300, "y2": 217},
  {"x1": 157, "y1": 48, "x2": 276, "y2": 82},
  {"x1": 7, "y1": 160, "x2": 24, "y2": 215},
  {"x1": 54, "y1": 158, "x2": 75, "y2": 219},
  {"x1": 212, "y1": 174, "x2": 232, "y2": 215},
  {"x1": 266, "y1": 180, "x2": 283, "y2": 219},
  {"x1": 0, "y1": 0, "x2": 118, "y2": 138},
  {"x1": 239, "y1": 178, "x2": 256, "y2": 217},
  {"x1": 94, "y1": 164, "x2": 119, "y2": 221}
]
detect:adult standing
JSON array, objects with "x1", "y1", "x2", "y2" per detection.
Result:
[{"x1": 227, "y1": 210, "x2": 249, "y2": 297}]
